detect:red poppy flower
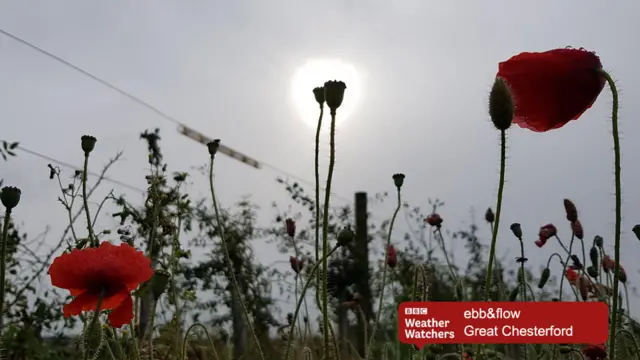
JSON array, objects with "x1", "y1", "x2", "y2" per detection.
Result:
[
  {"x1": 48, "y1": 241, "x2": 153, "y2": 328},
  {"x1": 535, "y1": 224, "x2": 557, "y2": 247},
  {"x1": 565, "y1": 268, "x2": 579, "y2": 283},
  {"x1": 285, "y1": 218, "x2": 296, "y2": 238},
  {"x1": 601, "y1": 255, "x2": 626, "y2": 283},
  {"x1": 497, "y1": 48, "x2": 605, "y2": 132},
  {"x1": 582, "y1": 343, "x2": 607, "y2": 360},
  {"x1": 386, "y1": 245, "x2": 397, "y2": 268}
]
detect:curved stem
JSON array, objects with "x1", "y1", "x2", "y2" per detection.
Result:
[
  {"x1": 181, "y1": 323, "x2": 221, "y2": 360},
  {"x1": 484, "y1": 129, "x2": 507, "y2": 301},
  {"x1": 321, "y1": 110, "x2": 337, "y2": 358},
  {"x1": 208, "y1": 156, "x2": 265, "y2": 360},
  {"x1": 599, "y1": 70, "x2": 621, "y2": 360},
  {"x1": 0, "y1": 209, "x2": 10, "y2": 332},
  {"x1": 314, "y1": 104, "x2": 324, "y2": 274},
  {"x1": 82, "y1": 154, "x2": 97, "y2": 247},
  {"x1": 366, "y1": 187, "x2": 402, "y2": 360}
]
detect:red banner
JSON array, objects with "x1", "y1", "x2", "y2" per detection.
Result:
[{"x1": 398, "y1": 302, "x2": 608, "y2": 348}]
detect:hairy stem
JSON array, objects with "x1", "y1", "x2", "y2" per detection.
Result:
[
  {"x1": 0, "y1": 209, "x2": 11, "y2": 332},
  {"x1": 321, "y1": 110, "x2": 337, "y2": 358},
  {"x1": 366, "y1": 187, "x2": 402, "y2": 360},
  {"x1": 82, "y1": 154, "x2": 97, "y2": 247},
  {"x1": 600, "y1": 70, "x2": 621, "y2": 360},
  {"x1": 484, "y1": 129, "x2": 507, "y2": 300},
  {"x1": 208, "y1": 155, "x2": 265, "y2": 360}
]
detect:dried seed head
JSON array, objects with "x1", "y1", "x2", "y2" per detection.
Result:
[
  {"x1": 81, "y1": 135, "x2": 97, "y2": 155},
  {"x1": 392, "y1": 173, "x2": 406, "y2": 189},
  {"x1": 0, "y1": 186, "x2": 21, "y2": 211},
  {"x1": 337, "y1": 226, "x2": 355, "y2": 247},
  {"x1": 313, "y1": 86, "x2": 325, "y2": 106},
  {"x1": 485, "y1": 208, "x2": 495, "y2": 223},
  {"x1": 488, "y1": 77, "x2": 514, "y2": 131},
  {"x1": 563, "y1": 199, "x2": 578, "y2": 222},
  {"x1": 324, "y1": 80, "x2": 347, "y2": 113},
  {"x1": 285, "y1": 218, "x2": 296, "y2": 238}
]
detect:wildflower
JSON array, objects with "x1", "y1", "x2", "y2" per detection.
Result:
[
  {"x1": 323, "y1": 80, "x2": 347, "y2": 113},
  {"x1": 0, "y1": 186, "x2": 21, "y2": 211},
  {"x1": 81, "y1": 135, "x2": 97, "y2": 155},
  {"x1": 538, "y1": 268, "x2": 550, "y2": 289},
  {"x1": 386, "y1": 245, "x2": 397, "y2": 268},
  {"x1": 484, "y1": 208, "x2": 495, "y2": 223},
  {"x1": 289, "y1": 256, "x2": 303, "y2": 274},
  {"x1": 488, "y1": 77, "x2": 514, "y2": 131},
  {"x1": 565, "y1": 267, "x2": 578, "y2": 283},
  {"x1": 424, "y1": 213, "x2": 443, "y2": 228},
  {"x1": 582, "y1": 343, "x2": 607, "y2": 360},
  {"x1": 48, "y1": 241, "x2": 153, "y2": 328},
  {"x1": 285, "y1": 218, "x2": 296, "y2": 238},
  {"x1": 563, "y1": 199, "x2": 578, "y2": 222},
  {"x1": 313, "y1": 86, "x2": 325, "y2": 106},
  {"x1": 535, "y1": 224, "x2": 557, "y2": 247},
  {"x1": 571, "y1": 219, "x2": 584, "y2": 239},
  {"x1": 496, "y1": 47, "x2": 605, "y2": 132}
]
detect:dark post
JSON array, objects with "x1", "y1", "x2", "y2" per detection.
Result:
[{"x1": 354, "y1": 192, "x2": 371, "y2": 357}]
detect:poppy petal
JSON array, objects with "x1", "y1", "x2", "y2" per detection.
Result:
[
  {"x1": 108, "y1": 294, "x2": 134, "y2": 328},
  {"x1": 63, "y1": 291, "x2": 99, "y2": 317}
]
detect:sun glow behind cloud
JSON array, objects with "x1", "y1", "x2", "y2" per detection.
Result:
[{"x1": 290, "y1": 59, "x2": 362, "y2": 131}]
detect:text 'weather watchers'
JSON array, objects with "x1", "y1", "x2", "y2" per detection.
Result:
[{"x1": 397, "y1": 302, "x2": 608, "y2": 347}]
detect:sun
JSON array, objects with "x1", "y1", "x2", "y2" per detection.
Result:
[{"x1": 290, "y1": 59, "x2": 361, "y2": 131}]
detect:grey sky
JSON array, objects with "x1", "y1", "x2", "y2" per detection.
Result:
[{"x1": 1, "y1": 0, "x2": 640, "y2": 316}]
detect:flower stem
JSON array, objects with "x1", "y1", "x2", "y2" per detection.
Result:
[
  {"x1": 600, "y1": 70, "x2": 621, "y2": 360},
  {"x1": 483, "y1": 129, "x2": 507, "y2": 301},
  {"x1": 321, "y1": 110, "x2": 337, "y2": 359},
  {"x1": 0, "y1": 209, "x2": 11, "y2": 332},
  {"x1": 366, "y1": 186, "x2": 402, "y2": 360},
  {"x1": 208, "y1": 155, "x2": 265, "y2": 360},
  {"x1": 314, "y1": 104, "x2": 324, "y2": 271},
  {"x1": 82, "y1": 154, "x2": 96, "y2": 247}
]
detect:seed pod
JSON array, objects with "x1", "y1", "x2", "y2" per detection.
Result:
[
  {"x1": 563, "y1": 199, "x2": 578, "y2": 222},
  {"x1": 586, "y1": 266, "x2": 599, "y2": 278},
  {"x1": 509, "y1": 286, "x2": 519, "y2": 301},
  {"x1": 589, "y1": 247, "x2": 599, "y2": 268},
  {"x1": 485, "y1": 208, "x2": 495, "y2": 223},
  {"x1": 538, "y1": 268, "x2": 551, "y2": 289},
  {"x1": 510, "y1": 223, "x2": 522, "y2": 239},
  {"x1": 488, "y1": 77, "x2": 514, "y2": 131}
]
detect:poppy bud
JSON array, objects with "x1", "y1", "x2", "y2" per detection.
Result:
[
  {"x1": 589, "y1": 247, "x2": 599, "y2": 268},
  {"x1": 538, "y1": 268, "x2": 551, "y2": 289},
  {"x1": 485, "y1": 208, "x2": 495, "y2": 223},
  {"x1": 601, "y1": 255, "x2": 614, "y2": 273},
  {"x1": 0, "y1": 186, "x2": 21, "y2": 211},
  {"x1": 285, "y1": 218, "x2": 296, "y2": 238},
  {"x1": 571, "y1": 220, "x2": 584, "y2": 240},
  {"x1": 151, "y1": 270, "x2": 171, "y2": 300},
  {"x1": 508, "y1": 286, "x2": 519, "y2": 301},
  {"x1": 386, "y1": 245, "x2": 397, "y2": 268},
  {"x1": 633, "y1": 225, "x2": 640, "y2": 241},
  {"x1": 289, "y1": 256, "x2": 303, "y2": 274},
  {"x1": 313, "y1": 86, "x2": 325, "y2": 106},
  {"x1": 392, "y1": 173, "x2": 405, "y2": 189},
  {"x1": 323, "y1": 80, "x2": 347, "y2": 113},
  {"x1": 81, "y1": 135, "x2": 97, "y2": 155},
  {"x1": 424, "y1": 213, "x2": 443, "y2": 228},
  {"x1": 207, "y1": 140, "x2": 220, "y2": 157},
  {"x1": 563, "y1": 199, "x2": 578, "y2": 222},
  {"x1": 510, "y1": 223, "x2": 522, "y2": 239},
  {"x1": 337, "y1": 226, "x2": 355, "y2": 246},
  {"x1": 570, "y1": 255, "x2": 583, "y2": 270},
  {"x1": 594, "y1": 235, "x2": 603, "y2": 248},
  {"x1": 286, "y1": 312, "x2": 294, "y2": 326},
  {"x1": 539, "y1": 224, "x2": 557, "y2": 239},
  {"x1": 488, "y1": 77, "x2": 514, "y2": 131},
  {"x1": 586, "y1": 266, "x2": 598, "y2": 278},
  {"x1": 618, "y1": 267, "x2": 627, "y2": 284}
]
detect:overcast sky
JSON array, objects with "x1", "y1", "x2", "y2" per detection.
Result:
[{"x1": 1, "y1": 0, "x2": 640, "y2": 317}]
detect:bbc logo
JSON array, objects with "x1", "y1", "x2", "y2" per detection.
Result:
[{"x1": 404, "y1": 307, "x2": 428, "y2": 315}]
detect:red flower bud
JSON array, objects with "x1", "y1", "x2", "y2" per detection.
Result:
[
  {"x1": 285, "y1": 218, "x2": 296, "y2": 238},
  {"x1": 424, "y1": 213, "x2": 443, "y2": 228},
  {"x1": 571, "y1": 219, "x2": 584, "y2": 240},
  {"x1": 289, "y1": 256, "x2": 303, "y2": 274},
  {"x1": 386, "y1": 245, "x2": 397, "y2": 268}
]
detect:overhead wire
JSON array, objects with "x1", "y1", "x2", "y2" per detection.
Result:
[{"x1": 0, "y1": 27, "x2": 351, "y2": 203}]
